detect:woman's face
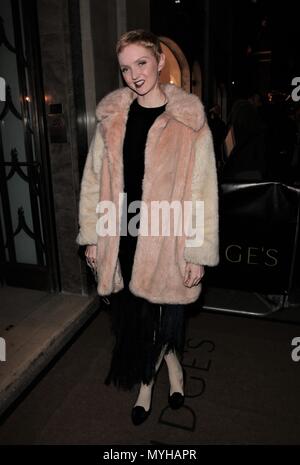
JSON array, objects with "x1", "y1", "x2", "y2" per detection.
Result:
[{"x1": 118, "y1": 43, "x2": 165, "y2": 96}]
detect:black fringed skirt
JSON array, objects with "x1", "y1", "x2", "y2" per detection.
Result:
[{"x1": 104, "y1": 231, "x2": 186, "y2": 391}]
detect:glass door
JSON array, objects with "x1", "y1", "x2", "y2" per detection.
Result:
[{"x1": 0, "y1": 0, "x2": 60, "y2": 291}]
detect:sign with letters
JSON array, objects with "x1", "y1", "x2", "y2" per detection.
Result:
[{"x1": 206, "y1": 182, "x2": 300, "y2": 298}]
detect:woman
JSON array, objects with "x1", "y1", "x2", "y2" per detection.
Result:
[{"x1": 76, "y1": 30, "x2": 219, "y2": 425}]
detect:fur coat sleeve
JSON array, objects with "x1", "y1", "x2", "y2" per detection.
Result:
[
  {"x1": 183, "y1": 122, "x2": 219, "y2": 266},
  {"x1": 76, "y1": 123, "x2": 104, "y2": 245}
]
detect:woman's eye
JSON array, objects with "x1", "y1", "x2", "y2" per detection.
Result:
[
  {"x1": 138, "y1": 61, "x2": 146, "y2": 66},
  {"x1": 121, "y1": 68, "x2": 128, "y2": 73}
]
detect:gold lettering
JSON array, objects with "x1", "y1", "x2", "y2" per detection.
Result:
[
  {"x1": 247, "y1": 247, "x2": 260, "y2": 265},
  {"x1": 225, "y1": 244, "x2": 242, "y2": 263},
  {"x1": 265, "y1": 248, "x2": 278, "y2": 267}
]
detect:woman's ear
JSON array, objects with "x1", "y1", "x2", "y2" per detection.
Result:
[{"x1": 158, "y1": 52, "x2": 166, "y2": 73}]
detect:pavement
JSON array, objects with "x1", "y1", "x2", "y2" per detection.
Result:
[
  {"x1": 1, "y1": 298, "x2": 300, "y2": 444},
  {"x1": 0, "y1": 284, "x2": 100, "y2": 417},
  {"x1": 0, "y1": 282, "x2": 299, "y2": 422}
]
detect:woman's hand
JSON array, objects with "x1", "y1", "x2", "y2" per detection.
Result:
[
  {"x1": 183, "y1": 262, "x2": 205, "y2": 287},
  {"x1": 85, "y1": 244, "x2": 97, "y2": 270}
]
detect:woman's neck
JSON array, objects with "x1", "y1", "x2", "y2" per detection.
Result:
[{"x1": 136, "y1": 85, "x2": 167, "y2": 108}]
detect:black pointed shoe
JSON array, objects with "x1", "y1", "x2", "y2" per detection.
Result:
[
  {"x1": 131, "y1": 378, "x2": 155, "y2": 426},
  {"x1": 131, "y1": 405, "x2": 152, "y2": 425},
  {"x1": 168, "y1": 367, "x2": 186, "y2": 410}
]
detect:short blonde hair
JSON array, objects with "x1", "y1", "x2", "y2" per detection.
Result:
[{"x1": 116, "y1": 29, "x2": 163, "y2": 63}]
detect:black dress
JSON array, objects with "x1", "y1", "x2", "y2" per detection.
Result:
[{"x1": 104, "y1": 98, "x2": 186, "y2": 391}]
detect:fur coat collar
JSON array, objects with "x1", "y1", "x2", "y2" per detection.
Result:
[{"x1": 95, "y1": 83, "x2": 206, "y2": 132}]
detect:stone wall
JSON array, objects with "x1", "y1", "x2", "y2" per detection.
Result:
[{"x1": 36, "y1": 0, "x2": 150, "y2": 295}]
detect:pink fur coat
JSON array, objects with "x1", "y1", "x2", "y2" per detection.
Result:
[{"x1": 76, "y1": 83, "x2": 219, "y2": 304}]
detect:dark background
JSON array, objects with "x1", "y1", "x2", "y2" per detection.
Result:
[{"x1": 150, "y1": 0, "x2": 300, "y2": 108}]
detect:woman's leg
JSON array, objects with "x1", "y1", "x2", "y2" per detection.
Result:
[
  {"x1": 133, "y1": 306, "x2": 168, "y2": 411},
  {"x1": 162, "y1": 304, "x2": 185, "y2": 396},
  {"x1": 164, "y1": 349, "x2": 184, "y2": 395},
  {"x1": 134, "y1": 302, "x2": 186, "y2": 410}
]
